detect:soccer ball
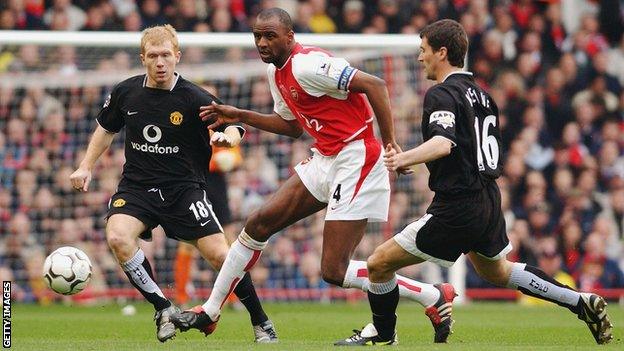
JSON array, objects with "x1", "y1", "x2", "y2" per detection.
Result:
[{"x1": 43, "y1": 246, "x2": 92, "y2": 295}]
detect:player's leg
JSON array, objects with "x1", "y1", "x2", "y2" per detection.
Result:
[
  {"x1": 468, "y1": 253, "x2": 613, "y2": 344},
  {"x1": 344, "y1": 257, "x2": 449, "y2": 308},
  {"x1": 472, "y1": 180, "x2": 612, "y2": 344},
  {"x1": 107, "y1": 214, "x2": 170, "y2": 310},
  {"x1": 188, "y1": 175, "x2": 326, "y2": 326},
  {"x1": 106, "y1": 213, "x2": 178, "y2": 342},
  {"x1": 192, "y1": 233, "x2": 277, "y2": 343},
  {"x1": 174, "y1": 242, "x2": 195, "y2": 306},
  {"x1": 336, "y1": 228, "x2": 455, "y2": 346},
  {"x1": 326, "y1": 138, "x2": 442, "y2": 304}
]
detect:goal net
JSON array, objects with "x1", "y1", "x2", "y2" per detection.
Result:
[{"x1": 1, "y1": 31, "x2": 463, "y2": 303}]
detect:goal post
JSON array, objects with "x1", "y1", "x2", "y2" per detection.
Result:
[{"x1": 2, "y1": 30, "x2": 469, "y2": 303}]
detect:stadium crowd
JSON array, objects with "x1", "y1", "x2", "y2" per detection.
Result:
[{"x1": 2, "y1": 0, "x2": 624, "y2": 303}]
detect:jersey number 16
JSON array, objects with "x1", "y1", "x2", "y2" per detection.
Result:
[{"x1": 473, "y1": 115, "x2": 499, "y2": 172}]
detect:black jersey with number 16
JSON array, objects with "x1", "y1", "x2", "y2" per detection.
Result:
[{"x1": 421, "y1": 72, "x2": 502, "y2": 197}]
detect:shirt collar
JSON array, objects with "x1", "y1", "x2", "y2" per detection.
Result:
[
  {"x1": 442, "y1": 70, "x2": 473, "y2": 83},
  {"x1": 143, "y1": 71, "x2": 180, "y2": 91}
]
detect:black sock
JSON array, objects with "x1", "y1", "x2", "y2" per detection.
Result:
[
  {"x1": 368, "y1": 285, "x2": 399, "y2": 340},
  {"x1": 122, "y1": 250, "x2": 171, "y2": 311},
  {"x1": 233, "y1": 272, "x2": 268, "y2": 326}
]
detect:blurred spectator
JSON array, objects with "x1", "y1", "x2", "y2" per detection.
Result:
[
  {"x1": 140, "y1": 0, "x2": 167, "y2": 28},
  {"x1": 293, "y1": 1, "x2": 312, "y2": 33},
  {"x1": 338, "y1": 0, "x2": 364, "y2": 34},
  {"x1": 43, "y1": 0, "x2": 86, "y2": 31},
  {"x1": 578, "y1": 232, "x2": 624, "y2": 289},
  {"x1": 308, "y1": 0, "x2": 336, "y2": 33},
  {"x1": 490, "y1": 9, "x2": 517, "y2": 62},
  {"x1": 169, "y1": 0, "x2": 199, "y2": 32},
  {"x1": 5, "y1": 0, "x2": 44, "y2": 29}
]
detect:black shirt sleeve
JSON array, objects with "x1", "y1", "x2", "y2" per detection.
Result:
[
  {"x1": 423, "y1": 87, "x2": 457, "y2": 145},
  {"x1": 96, "y1": 84, "x2": 124, "y2": 133}
]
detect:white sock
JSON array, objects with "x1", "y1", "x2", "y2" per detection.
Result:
[
  {"x1": 507, "y1": 262, "x2": 580, "y2": 307},
  {"x1": 343, "y1": 260, "x2": 440, "y2": 307},
  {"x1": 368, "y1": 276, "x2": 398, "y2": 294},
  {"x1": 121, "y1": 249, "x2": 165, "y2": 299},
  {"x1": 202, "y1": 229, "x2": 266, "y2": 320}
]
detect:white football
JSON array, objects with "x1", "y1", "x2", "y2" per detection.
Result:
[{"x1": 43, "y1": 246, "x2": 92, "y2": 295}]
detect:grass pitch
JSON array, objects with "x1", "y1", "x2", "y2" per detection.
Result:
[{"x1": 10, "y1": 301, "x2": 624, "y2": 350}]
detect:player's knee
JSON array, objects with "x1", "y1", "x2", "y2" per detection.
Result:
[
  {"x1": 245, "y1": 211, "x2": 274, "y2": 241},
  {"x1": 206, "y1": 251, "x2": 227, "y2": 270},
  {"x1": 367, "y1": 250, "x2": 392, "y2": 280},
  {"x1": 106, "y1": 227, "x2": 134, "y2": 259}
]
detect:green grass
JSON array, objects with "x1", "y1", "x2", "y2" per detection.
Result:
[{"x1": 10, "y1": 301, "x2": 624, "y2": 350}]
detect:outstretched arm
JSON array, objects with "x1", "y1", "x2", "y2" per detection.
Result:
[
  {"x1": 384, "y1": 136, "x2": 453, "y2": 171},
  {"x1": 70, "y1": 125, "x2": 115, "y2": 191},
  {"x1": 201, "y1": 102, "x2": 303, "y2": 138}
]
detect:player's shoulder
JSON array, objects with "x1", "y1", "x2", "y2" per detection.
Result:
[
  {"x1": 424, "y1": 84, "x2": 456, "y2": 104},
  {"x1": 299, "y1": 45, "x2": 333, "y2": 57},
  {"x1": 112, "y1": 74, "x2": 145, "y2": 94},
  {"x1": 291, "y1": 47, "x2": 349, "y2": 80}
]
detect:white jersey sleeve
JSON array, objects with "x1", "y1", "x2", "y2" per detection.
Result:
[
  {"x1": 291, "y1": 51, "x2": 358, "y2": 100},
  {"x1": 267, "y1": 64, "x2": 297, "y2": 121}
]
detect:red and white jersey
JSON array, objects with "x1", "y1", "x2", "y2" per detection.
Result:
[{"x1": 267, "y1": 43, "x2": 375, "y2": 155}]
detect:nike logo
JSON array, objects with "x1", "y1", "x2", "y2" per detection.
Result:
[
  {"x1": 127, "y1": 111, "x2": 138, "y2": 115},
  {"x1": 200, "y1": 220, "x2": 211, "y2": 226}
]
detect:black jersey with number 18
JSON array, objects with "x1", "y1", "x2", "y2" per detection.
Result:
[
  {"x1": 421, "y1": 71, "x2": 502, "y2": 197},
  {"x1": 96, "y1": 73, "x2": 235, "y2": 187}
]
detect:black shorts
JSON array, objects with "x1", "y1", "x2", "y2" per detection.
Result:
[
  {"x1": 106, "y1": 182, "x2": 225, "y2": 241},
  {"x1": 393, "y1": 181, "x2": 510, "y2": 267}
]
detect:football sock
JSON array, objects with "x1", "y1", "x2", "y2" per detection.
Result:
[
  {"x1": 368, "y1": 277, "x2": 399, "y2": 340},
  {"x1": 121, "y1": 248, "x2": 171, "y2": 311},
  {"x1": 343, "y1": 260, "x2": 440, "y2": 307},
  {"x1": 233, "y1": 272, "x2": 268, "y2": 326},
  {"x1": 507, "y1": 262, "x2": 581, "y2": 312},
  {"x1": 202, "y1": 229, "x2": 266, "y2": 320},
  {"x1": 174, "y1": 248, "x2": 193, "y2": 305}
]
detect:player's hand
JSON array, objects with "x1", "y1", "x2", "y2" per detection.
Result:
[
  {"x1": 384, "y1": 143, "x2": 401, "y2": 171},
  {"x1": 210, "y1": 131, "x2": 235, "y2": 147},
  {"x1": 385, "y1": 143, "x2": 414, "y2": 175},
  {"x1": 200, "y1": 101, "x2": 241, "y2": 130},
  {"x1": 70, "y1": 167, "x2": 92, "y2": 192}
]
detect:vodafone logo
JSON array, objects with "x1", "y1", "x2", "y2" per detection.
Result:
[
  {"x1": 143, "y1": 125, "x2": 162, "y2": 143},
  {"x1": 131, "y1": 124, "x2": 179, "y2": 154}
]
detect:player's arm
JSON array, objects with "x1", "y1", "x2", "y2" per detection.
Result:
[
  {"x1": 70, "y1": 125, "x2": 115, "y2": 191},
  {"x1": 349, "y1": 71, "x2": 396, "y2": 149},
  {"x1": 384, "y1": 88, "x2": 457, "y2": 171},
  {"x1": 71, "y1": 87, "x2": 123, "y2": 191},
  {"x1": 201, "y1": 102, "x2": 303, "y2": 138},
  {"x1": 384, "y1": 136, "x2": 452, "y2": 171}
]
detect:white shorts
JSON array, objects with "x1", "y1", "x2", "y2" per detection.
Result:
[{"x1": 294, "y1": 139, "x2": 390, "y2": 222}]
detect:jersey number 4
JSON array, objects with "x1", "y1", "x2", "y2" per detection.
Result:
[{"x1": 473, "y1": 115, "x2": 499, "y2": 171}]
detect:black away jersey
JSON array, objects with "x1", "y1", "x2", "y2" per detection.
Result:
[
  {"x1": 97, "y1": 74, "x2": 236, "y2": 186},
  {"x1": 421, "y1": 72, "x2": 502, "y2": 196}
]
